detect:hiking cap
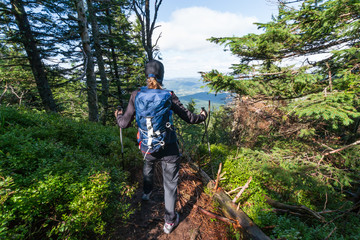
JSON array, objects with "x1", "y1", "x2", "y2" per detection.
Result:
[{"x1": 145, "y1": 60, "x2": 164, "y2": 85}]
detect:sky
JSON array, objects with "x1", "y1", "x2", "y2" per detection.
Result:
[{"x1": 151, "y1": 0, "x2": 279, "y2": 79}]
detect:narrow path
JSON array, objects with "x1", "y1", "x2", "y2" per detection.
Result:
[{"x1": 112, "y1": 161, "x2": 232, "y2": 240}]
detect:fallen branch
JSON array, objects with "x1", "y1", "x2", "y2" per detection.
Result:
[
  {"x1": 214, "y1": 163, "x2": 223, "y2": 190},
  {"x1": 209, "y1": 181, "x2": 272, "y2": 240},
  {"x1": 314, "y1": 141, "x2": 335, "y2": 151},
  {"x1": 188, "y1": 161, "x2": 213, "y2": 185},
  {"x1": 226, "y1": 186, "x2": 243, "y2": 195},
  {"x1": 271, "y1": 208, "x2": 306, "y2": 217},
  {"x1": 219, "y1": 171, "x2": 226, "y2": 179},
  {"x1": 195, "y1": 205, "x2": 236, "y2": 225},
  {"x1": 188, "y1": 161, "x2": 271, "y2": 240},
  {"x1": 264, "y1": 196, "x2": 326, "y2": 222},
  {"x1": 324, "y1": 200, "x2": 360, "y2": 227},
  {"x1": 323, "y1": 140, "x2": 360, "y2": 156},
  {"x1": 233, "y1": 176, "x2": 252, "y2": 203}
]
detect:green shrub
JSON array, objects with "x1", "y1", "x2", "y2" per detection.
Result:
[
  {"x1": 193, "y1": 142, "x2": 360, "y2": 239},
  {"x1": 0, "y1": 106, "x2": 140, "y2": 239}
]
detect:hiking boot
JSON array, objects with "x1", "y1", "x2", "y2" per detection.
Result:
[
  {"x1": 141, "y1": 191, "x2": 152, "y2": 201},
  {"x1": 163, "y1": 212, "x2": 179, "y2": 234}
]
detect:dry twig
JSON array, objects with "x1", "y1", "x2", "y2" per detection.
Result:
[
  {"x1": 214, "y1": 163, "x2": 223, "y2": 190},
  {"x1": 265, "y1": 196, "x2": 326, "y2": 222},
  {"x1": 195, "y1": 205, "x2": 236, "y2": 225},
  {"x1": 226, "y1": 186, "x2": 243, "y2": 195},
  {"x1": 232, "y1": 176, "x2": 252, "y2": 204},
  {"x1": 325, "y1": 226, "x2": 337, "y2": 240},
  {"x1": 323, "y1": 140, "x2": 360, "y2": 156}
]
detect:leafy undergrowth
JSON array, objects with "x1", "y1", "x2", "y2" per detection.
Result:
[
  {"x1": 0, "y1": 106, "x2": 142, "y2": 239},
  {"x1": 195, "y1": 142, "x2": 360, "y2": 239}
]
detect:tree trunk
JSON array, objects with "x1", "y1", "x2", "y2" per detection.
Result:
[
  {"x1": 74, "y1": 0, "x2": 98, "y2": 122},
  {"x1": 133, "y1": 0, "x2": 162, "y2": 61},
  {"x1": 87, "y1": 0, "x2": 109, "y2": 124},
  {"x1": 10, "y1": 0, "x2": 57, "y2": 112},
  {"x1": 106, "y1": 9, "x2": 123, "y2": 106},
  {"x1": 144, "y1": 0, "x2": 152, "y2": 60}
]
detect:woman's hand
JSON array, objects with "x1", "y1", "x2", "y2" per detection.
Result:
[
  {"x1": 114, "y1": 107, "x2": 123, "y2": 117},
  {"x1": 200, "y1": 108, "x2": 207, "y2": 119}
]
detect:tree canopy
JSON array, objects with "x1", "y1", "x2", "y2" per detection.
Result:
[
  {"x1": 203, "y1": 0, "x2": 360, "y2": 130},
  {"x1": 0, "y1": 0, "x2": 146, "y2": 122}
]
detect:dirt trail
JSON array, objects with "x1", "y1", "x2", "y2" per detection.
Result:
[{"x1": 112, "y1": 160, "x2": 232, "y2": 240}]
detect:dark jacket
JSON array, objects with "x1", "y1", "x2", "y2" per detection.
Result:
[{"x1": 116, "y1": 89, "x2": 206, "y2": 129}]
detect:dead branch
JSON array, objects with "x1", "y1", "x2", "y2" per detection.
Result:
[
  {"x1": 324, "y1": 200, "x2": 360, "y2": 227},
  {"x1": 315, "y1": 141, "x2": 335, "y2": 151},
  {"x1": 195, "y1": 205, "x2": 236, "y2": 225},
  {"x1": 323, "y1": 140, "x2": 360, "y2": 156},
  {"x1": 325, "y1": 226, "x2": 337, "y2": 240},
  {"x1": 271, "y1": 208, "x2": 305, "y2": 217},
  {"x1": 214, "y1": 163, "x2": 223, "y2": 190},
  {"x1": 226, "y1": 186, "x2": 243, "y2": 195},
  {"x1": 234, "y1": 70, "x2": 299, "y2": 80},
  {"x1": 0, "y1": 83, "x2": 8, "y2": 101},
  {"x1": 219, "y1": 171, "x2": 226, "y2": 179},
  {"x1": 188, "y1": 162, "x2": 213, "y2": 183},
  {"x1": 233, "y1": 176, "x2": 252, "y2": 203},
  {"x1": 188, "y1": 161, "x2": 271, "y2": 240},
  {"x1": 323, "y1": 192, "x2": 328, "y2": 211},
  {"x1": 264, "y1": 196, "x2": 326, "y2": 222},
  {"x1": 325, "y1": 62, "x2": 333, "y2": 92},
  {"x1": 9, "y1": 85, "x2": 25, "y2": 105}
]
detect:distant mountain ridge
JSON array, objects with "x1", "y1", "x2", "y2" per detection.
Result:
[{"x1": 162, "y1": 77, "x2": 230, "y2": 109}]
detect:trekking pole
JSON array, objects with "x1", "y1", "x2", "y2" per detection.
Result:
[
  {"x1": 117, "y1": 106, "x2": 124, "y2": 160},
  {"x1": 120, "y1": 128, "x2": 124, "y2": 159},
  {"x1": 202, "y1": 100, "x2": 213, "y2": 176}
]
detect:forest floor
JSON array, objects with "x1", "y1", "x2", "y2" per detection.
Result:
[{"x1": 110, "y1": 160, "x2": 233, "y2": 240}]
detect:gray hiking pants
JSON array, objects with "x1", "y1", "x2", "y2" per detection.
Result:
[{"x1": 142, "y1": 143, "x2": 180, "y2": 224}]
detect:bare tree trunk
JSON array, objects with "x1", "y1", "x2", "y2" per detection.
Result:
[
  {"x1": 133, "y1": 0, "x2": 162, "y2": 61},
  {"x1": 87, "y1": 0, "x2": 109, "y2": 124},
  {"x1": 106, "y1": 9, "x2": 123, "y2": 106},
  {"x1": 144, "y1": 0, "x2": 152, "y2": 60},
  {"x1": 10, "y1": 0, "x2": 57, "y2": 112},
  {"x1": 74, "y1": 0, "x2": 98, "y2": 122}
]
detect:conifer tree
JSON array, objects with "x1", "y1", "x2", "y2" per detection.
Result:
[
  {"x1": 74, "y1": 0, "x2": 98, "y2": 122},
  {"x1": 6, "y1": 0, "x2": 57, "y2": 112},
  {"x1": 203, "y1": 0, "x2": 360, "y2": 131},
  {"x1": 1, "y1": 0, "x2": 146, "y2": 120}
]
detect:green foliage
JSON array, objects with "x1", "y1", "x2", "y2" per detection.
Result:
[
  {"x1": 203, "y1": 0, "x2": 360, "y2": 132},
  {"x1": 0, "y1": 106, "x2": 141, "y2": 239},
  {"x1": 194, "y1": 142, "x2": 360, "y2": 239},
  {"x1": 0, "y1": 0, "x2": 146, "y2": 117},
  {"x1": 195, "y1": 2, "x2": 360, "y2": 238},
  {"x1": 208, "y1": 106, "x2": 233, "y2": 145},
  {"x1": 289, "y1": 91, "x2": 360, "y2": 129},
  {"x1": 174, "y1": 100, "x2": 205, "y2": 151}
]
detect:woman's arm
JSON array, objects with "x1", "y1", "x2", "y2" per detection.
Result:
[
  {"x1": 171, "y1": 92, "x2": 206, "y2": 124},
  {"x1": 115, "y1": 90, "x2": 138, "y2": 128}
]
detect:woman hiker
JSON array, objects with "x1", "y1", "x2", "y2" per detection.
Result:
[{"x1": 115, "y1": 60, "x2": 207, "y2": 234}]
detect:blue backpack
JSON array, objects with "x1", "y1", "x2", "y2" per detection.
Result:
[{"x1": 135, "y1": 87, "x2": 176, "y2": 154}]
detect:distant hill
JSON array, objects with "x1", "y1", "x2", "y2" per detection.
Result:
[
  {"x1": 162, "y1": 78, "x2": 230, "y2": 109},
  {"x1": 181, "y1": 92, "x2": 229, "y2": 102}
]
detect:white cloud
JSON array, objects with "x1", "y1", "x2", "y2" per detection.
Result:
[{"x1": 154, "y1": 7, "x2": 260, "y2": 79}]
